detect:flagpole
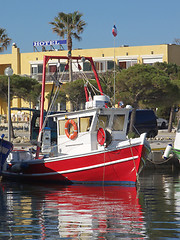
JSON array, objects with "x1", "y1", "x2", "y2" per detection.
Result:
[
  {"x1": 113, "y1": 36, "x2": 115, "y2": 105},
  {"x1": 112, "y1": 24, "x2": 117, "y2": 106}
]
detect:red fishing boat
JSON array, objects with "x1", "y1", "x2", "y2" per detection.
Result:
[{"x1": 1, "y1": 55, "x2": 150, "y2": 185}]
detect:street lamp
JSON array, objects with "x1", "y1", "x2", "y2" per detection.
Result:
[{"x1": 4, "y1": 67, "x2": 13, "y2": 141}]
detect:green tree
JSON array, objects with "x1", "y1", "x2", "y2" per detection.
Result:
[
  {"x1": 154, "y1": 62, "x2": 180, "y2": 131},
  {"x1": 0, "y1": 75, "x2": 41, "y2": 107},
  {"x1": 0, "y1": 75, "x2": 41, "y2": 138},
  {"x1": 63, "y1": 79, "x2": 86, "y2": 110},
  {"x1": 11, "y1": 75, "x2": 41, "y2": 105},
  {"x1": 56, "y1": 78, "x2": 108, "y2": 111},
  {"x1": 0, "y1": 28, "x2": 11, "y2": 52},
  {"x1": 46, "y1": 83, "x2": 67, "y2": 112},
  {"x1": 49, "y1": 11, "x2": 86, "y2": 82},
  {"x1": 115, "y1": 64, "x2": 177, "y2": 134}
]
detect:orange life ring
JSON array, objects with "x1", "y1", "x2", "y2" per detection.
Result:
[{"x1": 65, "y1": 119, "x2": 78, "y2": 140}]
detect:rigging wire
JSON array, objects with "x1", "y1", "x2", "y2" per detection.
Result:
[{"x1": 72, "y1": 61, "x2": 113, "y2": 105}]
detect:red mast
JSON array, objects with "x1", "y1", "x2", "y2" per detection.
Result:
[{"x1": 36, "y1": 56, "x2": 104, "y2": 158}]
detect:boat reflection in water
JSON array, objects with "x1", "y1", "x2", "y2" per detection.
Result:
[
  {"x1": 0, "y1": 182, "x2": 145, "y2": 239},
  {"x1": 46, "y1": 185, "x2": 144, "y2": 238}
]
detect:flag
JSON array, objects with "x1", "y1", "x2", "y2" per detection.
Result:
[{"x1": 112, "y1": 25, "x2": 117, "y2": 37}]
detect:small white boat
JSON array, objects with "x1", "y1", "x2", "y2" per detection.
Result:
[
  {"x1": 163, "y1": 120, "x2": 180, "y2": 162},
  {"x1": 0, "y1": 55, "x2": 151, "y2": 185}
]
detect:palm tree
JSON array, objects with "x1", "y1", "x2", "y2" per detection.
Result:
[
  {"x1": 49, "y1": 11, "x2": 86, "y2": 81},
  {"x1": 0, "y1": 28, "x2": 11, "y2": 52},
  {"x1": 49, "y1": 11, "x2": 86, "y2": 55}
]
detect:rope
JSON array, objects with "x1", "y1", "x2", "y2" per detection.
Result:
[
  {"x1": 103, "y1": 150, "x2": 106, "y2": 186},
  {"x1": 128, "y1": 137, "x2": 140, "y2": 186}
]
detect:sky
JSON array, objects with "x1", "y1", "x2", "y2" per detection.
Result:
[{"x1": 0, "y1": 0, "x2": 180, "y2": 54}]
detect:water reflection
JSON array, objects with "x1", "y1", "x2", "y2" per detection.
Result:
[
  {"x1": 2, "y1": 169, "x2": 180, "y2": 239},
  {"x1": 140, "y1": 169, "x2": 180, "y2": 239},
  {"x1": 0, "y1": 182, "x2": 144, "y2": 239}
]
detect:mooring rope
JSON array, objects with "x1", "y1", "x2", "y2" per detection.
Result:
[{"x1": 128, "y1": 137, "x2": 140, "y2": 186}]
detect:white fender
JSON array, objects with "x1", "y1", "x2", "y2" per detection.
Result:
[{"x1": 162, "y1": 144, "x2": 172, "y2": 159}]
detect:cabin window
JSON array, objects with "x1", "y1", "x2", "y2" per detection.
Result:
[
  {"x1": 58, "y1": 120, "x2": 66, "y2": 135},
  {"x1": 112, "y1": 115, "x2": 125, "y2": 131},
  {"x1": 79, "y1": 116, "x2": 93, "y2": 132},
  {"x1": 96, "y1": 115, "x2": 110, "y2": 130},
  {"x1": 58, "y1": 118, "x2": 78, "y2": 136}
]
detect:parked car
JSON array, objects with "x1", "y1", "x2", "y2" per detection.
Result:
[
  {"x1": 128, "y1": 109, "x2": 158, "y2": 138},
  {"x1": 157, "y1": 118, "x2": 168, "y2": 129}
]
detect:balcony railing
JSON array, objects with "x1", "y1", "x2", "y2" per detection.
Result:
[{"x1": 31, "y1": 71, "x2": 99, "y2": 82}]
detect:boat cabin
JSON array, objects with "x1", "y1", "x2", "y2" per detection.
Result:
[{"x1": 48, "y1": 96, "x2": 130, "y2": 156}]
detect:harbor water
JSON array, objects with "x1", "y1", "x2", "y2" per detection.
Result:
[{"x1": 0, "y1": 168, "x2": 180, "y2": 239}]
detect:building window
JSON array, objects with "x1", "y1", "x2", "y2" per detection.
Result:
[
  {"x1": 48, "y1": 63, "x2": 68, "y2": 73},
  {"x1": 94, "y1": 61, "x2": 107, "y2": 72},
  {"x1": 119, "y1": 62, "x2": 126, "y2": 69},
  {"x1": 31, "y1": 65, "x2": 38, "y2": 75},
  {"x1": 60, "y1": 63, "x2": 66, "y2": 72},
  {"x1": 107, "y1": 61, "x2": 114, "y2": 70},
  {"x1": 142, "y1": 57, "x2": 163, "y2": 65},
  {"x1": 38, "y1": 64, "x2": 43, "y2": 73},
  {"x1": 95, "y1": 62, "x2": 103, "y2": 71},
  {"x1": 119, "y1": 60, "x2": 137, "y2": 69},
  {"x1": 83, "y1": 62, "x2": 92, "y2": 71},
  {"x1": 31, "y1": 64, "x2": 43, "y2": 75},
  {"x1": 49, "y1": 65, "x2": 57, "y2": 73}
]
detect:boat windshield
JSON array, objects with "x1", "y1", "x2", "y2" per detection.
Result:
[
  {"x1": 58, "y1": 118, "x2": 78, "y2": 135},
  {"x1": 112, "y1": 114, "x2": 125, "y2": 131},
  {"x1": 96, "y1": 115, "x2": 110, "y2": 130},
  {"x1": 79, "y1": 116, "x2": 93, "y2": 132},
  {"x1": 58, "y1": 116, "x2": 93, "y2": 135}
]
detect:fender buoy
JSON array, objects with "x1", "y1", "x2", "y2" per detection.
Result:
[
  {"x1": 97, "y1": 127, "x2": 106, "y2": 145},
  {"x1": 65, "y1": 119, "x2": 78, "y2": 140},
  {"x1": 97, "y1": 128, "x2": 112, "y2": 147},
  {"x1": 162, "y1": 144, "x2": 172, "y2": 159}
]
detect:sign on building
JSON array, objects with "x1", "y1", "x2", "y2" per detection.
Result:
[{"x1": 33, "y1": 40, "x2": 67, "y2": 51}]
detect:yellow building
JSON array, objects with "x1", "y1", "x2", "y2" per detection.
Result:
[{"x1": 0, "y1": 43, "x2": 180, "y2": 119}]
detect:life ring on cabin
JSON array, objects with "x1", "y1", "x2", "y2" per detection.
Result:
[
  {"x1": 97, "y1": 127, "x2": 112, "y2": 147},
  {"x1": 65, "y1": 119, "x2": 78, "y2": 140},
  {"x1": 97, "y1": 127, "x2": 106, "y2": 146}
]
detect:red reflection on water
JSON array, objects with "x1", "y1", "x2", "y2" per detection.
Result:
[
  {"x1": 0, "y1": 182, "x2": 144, "y2": 239},
  {"x1": 45, "y1": 185, "x2": 144, "y2": 238}
]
